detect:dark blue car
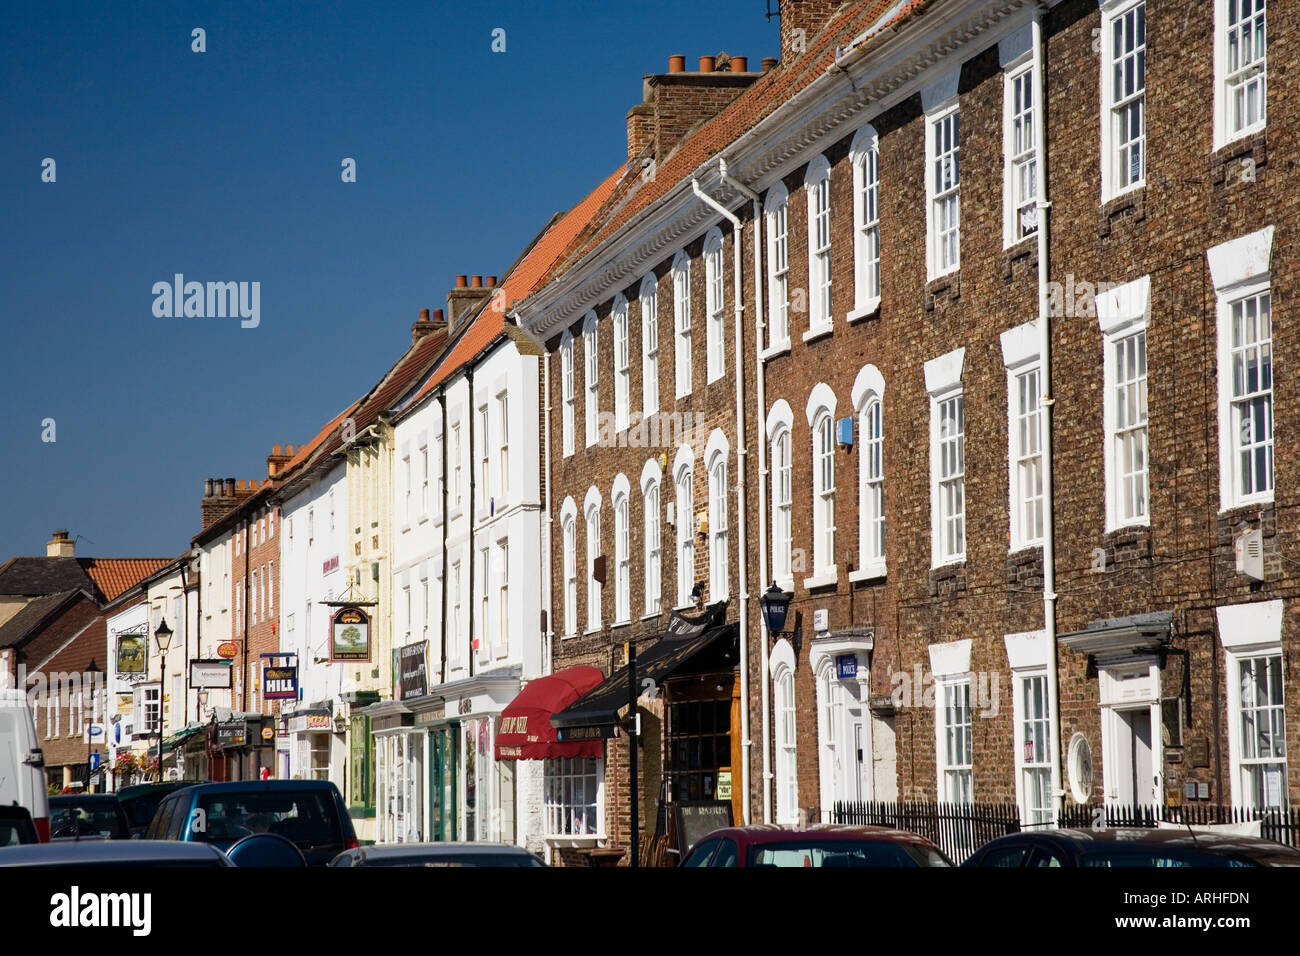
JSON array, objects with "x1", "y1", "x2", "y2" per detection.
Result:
[{"x1": 143, "y1": 780, "x2": 357, "y2": 866}]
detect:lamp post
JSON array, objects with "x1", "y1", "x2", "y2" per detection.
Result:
[
  {"x1": 84, "y1": 659, "x2": 101, "y2": 793},
  {"x1": 154, "y1": 619, "x2": 174, "y2": 780}
]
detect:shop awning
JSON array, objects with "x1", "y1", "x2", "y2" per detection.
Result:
[
  {"x1": 160, "y1": 725, "x2": 202, "y2": 753},
  {"x1": 551, "y1": 614, "x2": 738, "y2": 740},
  {"x1": 495, "y1": 666, "x2": 606, "y2": 760}
]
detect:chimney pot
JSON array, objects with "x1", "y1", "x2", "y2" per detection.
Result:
[
  {"x1": 204, "y1": 478, "x2": 214, "y2": 497},
  {"x1": 761, "y1": 57, "x2": 778, "y2": 71},
  {"x1": 730, "y1": 56, "x2": 748, "y2": 73},
  {"x1": 419, "y1": 308, "x2": 431, "y2": 322},
  {"x1": 432, "y1": 308, "x2": 445, "y2": 323},
  {"x1": 224, "y1": 478, "x2": 236, "y2": 496},
  {"x1": 699, "y1": 56, "x2": 715, "y2": 73},
  {"x1": 272, "y1": 444, "x2": 283, "y2": 456},
  {"x1": 668, "y1": 54, "x2": 686, "y2": 73},
  {"x1": 287, "y1": 445, "x2": 295, "y2": 455},
  {"x1": 455, "y1": 275, "x2": 468, "y2": 288},
  {"x1": 470, "y1": 275, "x2": 483, "y2": 288},
  {"x1": 485, "y1": 276, "x2": 497, "y2": 287}
]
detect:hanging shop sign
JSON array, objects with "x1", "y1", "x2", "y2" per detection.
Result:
[
  {"x1": 116, "y1": 634, "x2": 147, "y2": 675},
  {"x1": 330, "y1": 606, "x2": 372, "y2": 662},
  {"x1": 217, "y1": 642, "x2": 240, "y2": 659},
  {"x1": 263, "y1": 665, "x2": 299, "y2": 700},
  {"x1": 217, "y1": 721, "x2": 248, "y2": 748},
  {"x1": 189, "y1": 660, "x2": 233, "y2": 689},
  {"x1": 399, "y1": 641, "x2": 429, "y2": 701}
]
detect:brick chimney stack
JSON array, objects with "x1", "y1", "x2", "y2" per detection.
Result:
[
  {"x1": 267, "y1": 444, "x2": 294, "y2": 478},
  {"x1": 412, "y1": 307, "x2": 449, "y2": 346},
  {"x1": 446, "y1": 276, "x2": 493, "y2": 332},
  {"x1": 636, "y1": 52, "x2": 761, "y2": 167},
  {"x1": 46, "y1": 530, "x2": 75, "y2": 558},
  {"x1": 778, "y1": 0, "x2": 838, "y2": 65}
]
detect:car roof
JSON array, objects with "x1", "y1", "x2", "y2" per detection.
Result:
[
  {"x1": 170, "y1": 780, "x2": 339, "y2": 797},
  {"x1": 117, "y1": 781, "x2": 194, "y2": 798},
  {"x1": 1051, "y1": 827, "x2": 1300, "y2": 850},
  {"x1": 51, "y1": 794, "x2": 121, "y2": 805},
  {"x1": 699, "y1": 824, "x2": 939, "y2": 846},
  {"x1": 0, "y1": 840, "x2": 231, "y2": 866}
]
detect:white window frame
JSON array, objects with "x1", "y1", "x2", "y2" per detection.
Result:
[
  {"x1": 560, "y1": 332, "x2": 575, "y2": 457},
  {"x1": 420, "y1": 442, "x2": 429, "y2": 518},
  {"x1": 478, "y1": 405, "x2": 490, "y2": 514},
  {"x1": 930, "y1": 639, "x2": 974, "y2": 806},
  {"x1": 1001, "y1": 321, "x2": 1044, "y2": 552},
  {"x1": 612, "y1": 474, "x2": 631, "y2": 624},
  {"x1": 640, "y1": 275, "x2": 659, "y2": 416},
  {"x1": 771, "y1": 638, "x2": 799, "y2": 825},
  {"x1": 849, "y1": 126, "x2": 881, "y2": 320},
  {"x1": 497, "y1": 392, "x2": 509, "y2": 503},
  {"x1": 561, "y1": 498, "x2": 578, "y2": 638},
  {"x1": 803, "y1": 155, "x2": 833, "y2": 340},
  {"x1": 1218, "y1": 601, "x2": 1287, "y2": 810},
  {"x1": 926, "y1": 347, "x2": 967, "y2": 567},
  {"x1": 923, "y1": 72, "x2": 962, "y2": 280},
  {"x1": 584, "y1": 487, "x2": 602, "y2": 633},
  {"x1": 704, "y1": 228, "x2": 726, "y2": 382},
  {"x1": 402, "y1": 450, "x2": 412, "y2": 526},
  {"x1": 613, "y1": 295, "x2": 630, "y2": 433},
  {"x1": 583, "y1": 312, "x2": 599, "y2": 448},
  {"x1": 497, "y1": 539, "x2": 509, "y2": 656},
  {"x1": 1100, "y1": 0, "x2": 1147, "y2": 201},
  {"x1": 1005, "y1": 630, "x2": 1053, "y2": 826},
  {"x1": 673, "y1": 445, "x2": 695, "y2": 609},
  {"x1": 641, "y1": 461, "x2": 662, "y2": 617},
  {"x1": 766, "y1": 401, "x2": 795, "y2": 590},
  {"x1": 451, "y1": 424, "x2": 463, "y2": 513},
  {"x1": 805, "y1": 383, "x2": 838, "y2": 587},
  {"x1": 1214, "y1": 0, "x2": 1267, "y2": 151},
  {"x1": 764, "y1": 182, "x2": 791, "y2": 352},
  {"x1": 1097, "y1": 277, "x2": 1151, "y2": 531},
  {"x1": 1209, "y1": 227, "x2": 1275, "y2": 511},
  {"x1": 851, "y1": 364, "x2": 886, "y2": 580},
  {"x1": 543, "y1": 756, "x2": 605, "y2": 839},
  {"x1": 706, "y1": 430, "x2": 730, "y2": 602},
  {"x1": 672, "y1": 252, "x2": 692, "y2": 398},
  {"x1": 1001, "y1": 32, "x2": 1041, "y2": 247}
]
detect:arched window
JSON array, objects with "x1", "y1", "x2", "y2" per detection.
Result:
[
  {"x1": 582, "y1": 312, "x2": 599, "y2": 447},
  {"x1": 612, "y1": 474, "x2": 630, "y2": 623},
  {"x1": 766, "y1": 400, "x2": 794, "y2": 586},
  {"x1": 765, "y1": 182, "x2": 791, "y2": 349},
  {"x1": 850, "y1": 126, "x2": 881, "y2": 315},
  {"x1": 673, "y1": 445, "x2": 695, "y2": 607},
  {"x1": 640, "y1": 274, "x2": 659, "y2": 416},
  {"x1": 852, "y1": 364, "x2": 886, "y2": 578},
  {"x1": 771, "y1": 638, "x2": 799, "y2": 825},
  {"x1": 584, "y1": 487, "x2": 602, "y2": 631},
  {"x1": 561, "y1": 497, "x2": 577, "y2": 636},
  {"x1": 806, "y1": 384, "x2": 838, "y2": 580},
  {"x1": 641, "y1": 460, "x2": 662, "y2": 615},
  {"x1": 805, "y1": 155, "x2": 833, "y2": 336},
  {"x1": 672, "y1": 252, "x2": 692, "y2": 398},
  {"x1": 704, "y1": 228, "x2": 725, "y2": 382},
  {"x1": 706, "y1": 430, "x2": 730, "y2": 601},
  {"x1": 560, "y1": 331, "x2": 574, "y2": 456},
  {"x1": 613, "y1": 295, "x2": 629, "y2": 434}
]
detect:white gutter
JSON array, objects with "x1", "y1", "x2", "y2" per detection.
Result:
[
  {"x1": 719, "y1": 158, "x2": 771, "y2": 826},
  {"x1": 691, "y1": 173, "x2": 752, "y2": 826},
  {"x1": 1031, "y1": 8, "x2": 1062, "y2": 825}
]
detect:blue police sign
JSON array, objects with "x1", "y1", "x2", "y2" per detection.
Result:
[{"x1": 836, "y1": 654, "x2": 858, "y2": 679}]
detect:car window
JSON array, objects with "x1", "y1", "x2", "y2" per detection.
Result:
[
  {"x1": 50, "y1": 803, "x2": 128, "y2": 839},
  {"x1": 748, "y1": 840, "x2": 923, "y2": 867},
  {"x1": 195, "y1": 790, "x2": 341, "y2": 848},
  {"x1": 121, "y1": 790, "x2": 173, "y2": 829},
  {"x1": 1079, "y1": 848, "x2": 1247, "y2": 868},
  {"x1": 977, "y1": 844, "x2": 1031, "y2": 867},
  {"x1": 681, "y1": 838, "x2": 720, "y2": 867},
  {"x1": 1028, "y1": 846, "x2": 1064, "y2": 868},
  {"x1": 711, "y1": 839, "x2": 739, "y2": 867}
]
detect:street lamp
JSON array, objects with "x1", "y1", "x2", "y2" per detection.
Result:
[
  {"x1": 154, "y1": 619, "x2": 174, "y2": 779},
  {"x1": 85, "y1": 659, "x2": 101, "y2": 793},
  {"x1": 759, "y1": 583, "x2": 793, "y2": 639}
]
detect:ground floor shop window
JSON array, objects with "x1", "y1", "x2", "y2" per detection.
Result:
[
  {"x1": 309, "y1": 733, "x2": 331, "y2": 781},
  {"x1": 461, "y1": 716, "x2": 515, "y2": 842},
  {"x1": 665, "y1": 679, "x2": 733, "y2": 804},
  {"x1": 544, "y1": 757, "x2": 603, "y2": 837},
  {"x1": 375, "y1": 731, "x2": 425, "y2": 843}
]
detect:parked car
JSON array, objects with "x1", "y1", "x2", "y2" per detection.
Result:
[
  {"x1": 50, "y1": 794, "x2": 132, "y2": 840},
  {"x1": 0, "y1": 689, "x2": 50, "y2": 842},
  {"x1": 144, "y1": 780, "x2": 357, "y2": 865},
  {"x1": 962, "y1": 828, "x2": 1300, "y2": 867},
  {"x1": 0, "y1": 805, "x2": 40, "y2": 847},
  {"x1": 117, "y1": 781, "x2": 200, "y2": 837},
  {"x1": 679, "y1": 824, "x2": 953, "y2": 867},
  {"x1": 329, "y1": 842, "x2": 547, "y2": 867},
  {"x1": 0, "y1": 839, "x2": 234, "y2": 867}
]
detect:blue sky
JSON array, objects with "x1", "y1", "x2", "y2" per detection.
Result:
[{"x1": 0, "y1": 1, "x2": 778, "y2": 558}]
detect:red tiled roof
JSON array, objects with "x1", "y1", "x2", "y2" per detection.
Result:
[
  {"x1": 537, "y1": 0, "x2": 931, "y2": 289},
  {"x1": 407, "y1": 166, "x2": 626, "y2": 404},
  {"x1": 282, "y1": 399, "x2": 363, "y2": 474},
  {"x1": 80, "y1": 558, "x2": 173, "y2": 603}
]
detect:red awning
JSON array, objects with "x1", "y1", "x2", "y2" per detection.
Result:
[{"x1": 495, "y1": 666, "x2": 606, "y2": 760}]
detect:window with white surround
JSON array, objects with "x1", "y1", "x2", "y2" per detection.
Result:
[
  {"x1": 925, "y1": 348, "x2": 966, "y2": 566},
  {"x1": 923, "y1": 70, "x2": 961, "y2": 279},
  {"x1": 420, "y1": 444, "x2": 429, "y2": 517},
  {"x1": 1101, "y1": 0, "x2": 1146, "y2": 200},
  {"x1": 1218, "y1": 601, "x2": 1287, "y2": 809},
  {"x1": 1215, "y1": 0, "x2": 1267, "y2": 149},
  {"x1": 449, "y1": 561, "x2": 461, "y2": 660},
  {"x1": 403, "y1": 584, "x2": 412, "y2": 643},
  {"x1": 706, "y1": 431, "x2": 729, "y2": 601},
  {"x1": 451, "y1": 425, "x2": 462, "y2": 511},
  {"x1": 613, "y1": 296, "x2": 630, "y2": 432},
  {"x1": 613, "y1": 474, "x2": 630, "y2": 623},
  {"x1": 561, "y1": 332, "x2": 575, "y2": 456},
  {"x1": 766, "y1": 401, "x2": 795, "y2": 588},
  {"x1": 1096, "y1": 277, "x2": 1151, "y2": 530},
  {"x1": 640, "y1": 275, "x2": 659, "y2": 416},
  {"x1": 585, "y1": 488, "x2": 602, "y2": 632},
  {"x1": 421, "y1": 575, "x2": 429, "y2": 645},
  {"x1": 765, "y1": 183, "x2": 791, "y2": 350},
  {"x1": 806, "y1": 384, "x2": 838, "y2": 585},
  {"x1": 704, "y1": 229, "x2": 725, "y2": 381},
  {"x1": 1209, "y1": 227, "x2": 1275, "y2": 511},
  {"x1": 850, "y1": 126, "x2": 881, "y2": 317},
  {"x1": 805, "y1": 155, "x2": 833, "y2": 337},
  {"x1": 478, "y1": 405, "x2": 490, "y2": 513},
  {"x1": 267, "y1": 560, "x2": 273, "y2": 612},
  {"x1": 851, "y1": 365, "x2": 886, "y2": 579},
  {"x1": 497, "y1": 392, "x2": 509, "y2": 502},
  {"x1": 673, "y1": 446, "x2": 694, "y2": 608},
  {"x1": 673, "y1": 252, "x2": 692, "y2": 397},
  {"x1": 561, "y1": 498, "x2": 577, "y2": 637},
  {"x1": 771, "y1": 639, "x2": 799, "y2": 824},
  {"x1": 497, "y1": 540, "x2": 509, "y2": 654},
  {"x1": 135, "y1": 683, "x2": 161, "y2": 737},
  {"x1": 583, "y1": 312, "x2": 598, "y2": 448},
  {"x1": 1001, "y1": 28, "x2": 1040, "y2": 246},
  {"x1": 641, "y1": 460, "x2": 661, "y2": 616},
  {"x1": 544, "y1": 757, "x2": 604, "y2": 837},
  {"x1": 939, "y1": 677, "x2": 973, "y2": 803},
  {"x1": 1005, "y1": 628, "x2": 1053, "y2": 826},
  {"x1": 1001, "y1": 322, "x2": 1044, "y2": 551},
  {"x1": 402, "y1": 451, "x2": 412, "y2": 525},
  {"x1": 478, "y1": 547, "x2": 489, "y2": 658}
]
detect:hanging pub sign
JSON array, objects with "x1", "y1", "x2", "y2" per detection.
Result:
[
  {"x1": 399, "y1": 641, "x2": 428, "y2": 701},
  {"x1": 263, "y1": 665, "x2": 299, "y2": 701},
  {"x1": 116, "y1": 634, "x2": 147, "y2": 675},
  {"x1": 330, "y1": 606, "x2": 371, "y2": 662}
]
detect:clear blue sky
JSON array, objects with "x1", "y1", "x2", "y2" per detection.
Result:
[{"x1": 0, "y1": 1, "x2": 778, "y2": 558}]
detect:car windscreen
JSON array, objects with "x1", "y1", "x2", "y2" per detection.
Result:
[
  {"x1": 50, "y1": 803, "x2": 127, "y2": 839},
  {"x1": 120, "y1": 791, "x2": 173, "y2": 829},
  {"x1": 748, "y1": 839, "x2": 945, "y2": 867},
  {"x1": 195, "y1": 791, "x2": 339, "y2": 848}
]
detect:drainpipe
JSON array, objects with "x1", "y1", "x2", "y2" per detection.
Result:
[
  {"x1": 720, "y1": 158, "x2": 766, "y2": 825},
  {"x1": 1031, "y1": 8, "x2": 1063, "y2": 825},
  {"x1": 542, "y1": 354, "x2": 554, "y2": 677},
  {"x1": 467, "y1": 366, "x2": 476, "y2": 679},
  {"x1": 691, "y1": 171, "x2": 752, "y2": 825}
]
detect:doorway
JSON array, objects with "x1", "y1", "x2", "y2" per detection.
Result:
[{"x1": 1112, "y1": 707, "x2": 1154, "y2": 808}]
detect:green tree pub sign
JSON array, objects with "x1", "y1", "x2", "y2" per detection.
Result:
[{"x1": 330, "y1": 606, "x2": 371, "y2": 662}]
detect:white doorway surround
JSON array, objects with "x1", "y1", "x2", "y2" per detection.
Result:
[{"x1": 810, "y1": 631, "x2": 876, "y2": 814}]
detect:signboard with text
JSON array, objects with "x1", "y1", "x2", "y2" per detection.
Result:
[
  {"x1": 262, "y1": 665, "x2": 298, "y2": 700},
  {"x1": 330, "y1": 606, "x2": 371, "y2": 662},
  {"x1": 399, "y1": 641, "x2": 428, "y2": 701},
  {"x1": 189, "y1": 660, "x2": 232, "y2": 689}
]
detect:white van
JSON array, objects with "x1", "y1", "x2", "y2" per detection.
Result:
[{"x1": 0, "y1": 689, "x2": 49, "y2": 841}]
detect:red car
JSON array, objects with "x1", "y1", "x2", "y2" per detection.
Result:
[{"x1": 679, "y1": 824, "x2": 953, "y2": 867}]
